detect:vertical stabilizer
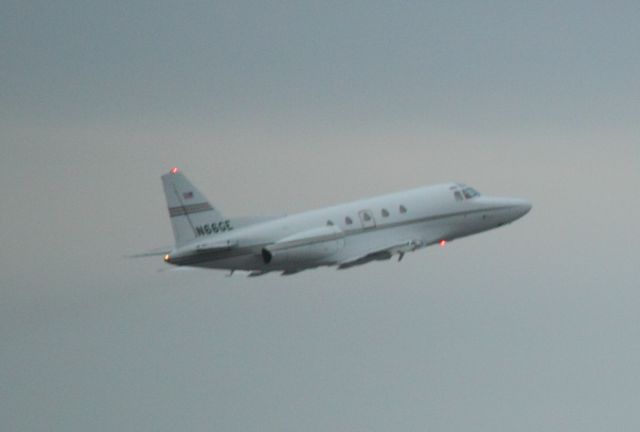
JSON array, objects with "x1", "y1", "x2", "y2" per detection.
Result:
[{"x1": 161, "y1": 168, "x2": 227, "y2": 247}]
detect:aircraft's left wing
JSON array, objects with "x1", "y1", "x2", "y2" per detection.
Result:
[{"x1": 337, "y1": 240, "x2": 426, "y2": 270}]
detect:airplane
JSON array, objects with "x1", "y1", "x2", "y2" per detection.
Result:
[{"x1": 142, "y1": 167, "x2": 531, "y2": 276}]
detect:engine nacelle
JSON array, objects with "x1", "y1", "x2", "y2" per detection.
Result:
[{"x1": 262, "y1": 226, "x2": 344, "y2": 267}]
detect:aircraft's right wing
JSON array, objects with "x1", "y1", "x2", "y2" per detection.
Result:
[{"x1": 337, "y1": 240, "x2": 426, "y2": 270}]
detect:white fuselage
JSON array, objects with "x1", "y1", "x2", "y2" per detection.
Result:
[{"x1": 165, "y1": 183, "x2": 531, "y2": 274}]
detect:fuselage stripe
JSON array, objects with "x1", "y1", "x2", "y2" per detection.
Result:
[{"x1": 168, "y1": 202, "x2": 213, "y2": 217}]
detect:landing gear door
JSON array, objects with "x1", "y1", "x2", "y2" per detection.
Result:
[{"x1": 358, "y1": 210, "x2": 376, "y2": 229}]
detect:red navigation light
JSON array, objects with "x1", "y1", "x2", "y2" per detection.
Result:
[
  {"x1": 439, "y1": 240, "x2": 447, "y2": 247},
  {"x1": 170, "y1": 167, "x2": 179, "y2": 174}
]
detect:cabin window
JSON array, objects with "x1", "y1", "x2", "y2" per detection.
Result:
[
  {"x1": 326, "y1": 220, "x2": 334, "y2": 226},
  {"x1": 399, "y1": 205, "x2": 407, "y2": 214},
  {"x1": 362, "y1": 212, "x2": 372, "y2": 221},
  {"x1": 381, "y1": 208, "x2": 389, "y2": 217},
  {"x1": 345, "y1": 216, "x2": 353, "y2": 225}
]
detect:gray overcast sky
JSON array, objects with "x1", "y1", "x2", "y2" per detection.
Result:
[{"x1": 2, "y1": 1, "x2": 639, "y2": 431}]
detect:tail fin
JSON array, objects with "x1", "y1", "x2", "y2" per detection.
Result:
[{"x1": 161, "y1": 168, "x2": 229, "y2": 247}]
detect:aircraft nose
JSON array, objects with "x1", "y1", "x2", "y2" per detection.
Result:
[{"x1": 512, "y1": 198, "x2": 532, "y2": 219}]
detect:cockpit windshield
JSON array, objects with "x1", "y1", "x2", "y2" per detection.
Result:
[
  {"x1": 451, "y1": 184, "x2": 481, "y2": 201},
  {"x1": 462, "y1": 187, "x2": 480, "y2": 199}
]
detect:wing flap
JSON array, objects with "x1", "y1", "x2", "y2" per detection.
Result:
[{"x1": 337, "y1": 240, "x2": 425, "y2": 270}]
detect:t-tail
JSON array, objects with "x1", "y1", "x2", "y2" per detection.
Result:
[{"x1": 161, "y1": 168, "x2": 231, "y2": 247}]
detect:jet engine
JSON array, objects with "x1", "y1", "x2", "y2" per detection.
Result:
[{"x1": 261, "y1": 225, "x2": 344, "y2": 267}]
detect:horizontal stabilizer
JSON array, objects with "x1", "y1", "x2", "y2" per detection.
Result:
[{"x1": 126, "y1": 246, "x2": 171, "y2": 258}]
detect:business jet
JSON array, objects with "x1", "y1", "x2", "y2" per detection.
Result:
[{"x1": 143, "y1": 168, "x2": 531, "y2": 276}]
